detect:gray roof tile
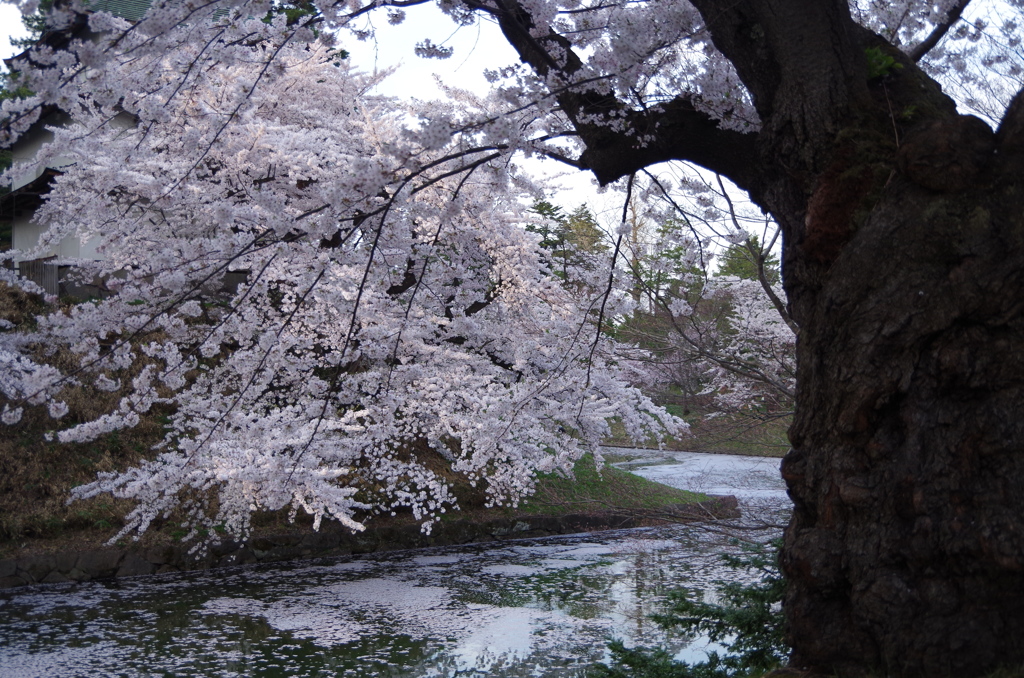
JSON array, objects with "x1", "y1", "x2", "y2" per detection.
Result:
[{"x1": 88, "y1": 0, "x2": 153, "y2": 22}]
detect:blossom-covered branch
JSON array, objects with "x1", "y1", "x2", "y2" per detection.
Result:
[{"x1": 1, "y1": 25, "x2": 674, "y2": 547}]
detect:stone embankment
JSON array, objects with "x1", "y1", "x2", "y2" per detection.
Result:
[{"x1": 0, "y1": 497, "x2": 739, "y2": 589}]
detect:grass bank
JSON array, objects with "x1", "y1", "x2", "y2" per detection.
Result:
[
  {"x1": 516, "y1": 453, "x2": 706, "y2": 515},
  {"x1": 0, "y1": 438, "x2": 710, "y2": 563},
  {"x1": 604, "y1": 404, "x2": 791, "y2": 458}
]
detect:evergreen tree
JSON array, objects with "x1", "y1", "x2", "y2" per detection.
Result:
[{"x1": 715, "y1": 236, "x2": 780, "y2": 286}]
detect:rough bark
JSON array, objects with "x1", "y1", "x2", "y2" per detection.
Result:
[
  {"x1": 782, "y1": 128, "x2": 1024, "y2": 675},
  {"x1": 755, "y1": 63, "x2": 1024, "y2": 678},
  {"x1": 481, "y1": 0, "x2": 1024, "y2": 673}
]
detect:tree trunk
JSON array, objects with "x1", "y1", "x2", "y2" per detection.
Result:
[{"x1": 779, "y1": 105, "x2": 1024, "y2": 676}]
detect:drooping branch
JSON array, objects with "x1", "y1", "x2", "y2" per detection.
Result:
[{"x1": 582, "y1": 173, "x2": 634, "y2": 391}]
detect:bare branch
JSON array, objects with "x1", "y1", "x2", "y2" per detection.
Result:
[
  {"x1": 584, "y1": 173, "x2": 635, "y2": 391},
  {"x1": 715, "y1": 174, "x2": 799, "y2": 336}
]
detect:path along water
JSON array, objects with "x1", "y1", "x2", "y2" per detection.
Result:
[{"x1": 0, "y1": 450, "x2": 789, "y2": 677}]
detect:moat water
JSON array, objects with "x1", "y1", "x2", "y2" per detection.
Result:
[{"x1": 0, "y1": 450, "x2": 788, "y2": 677}]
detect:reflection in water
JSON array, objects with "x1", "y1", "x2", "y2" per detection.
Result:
[{"x1": 0, "y1": 451, "x2": 789, "y2": 677}]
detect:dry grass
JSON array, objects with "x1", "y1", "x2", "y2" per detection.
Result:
[
  {"x1": 681, "y1": 410, "x2": 791, "y2": 457},
  {"x1": 0, "y1": 279, "x2": 45, "y2": 325},
  {"x1": 0, "y1": 283, "x2": 170, "y2": 554},
  {"x1": 0, "y1": 380, "x2": 169, "y2": 550}
]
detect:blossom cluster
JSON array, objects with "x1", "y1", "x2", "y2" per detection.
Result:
[{"x1": 0, "y1": 27, "x2": 672, "y2": 546}]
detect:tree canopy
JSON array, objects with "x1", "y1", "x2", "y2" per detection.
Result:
[
  {"x1": 2, "y1": 0, "x2": 1024, "y2": 674},
  {"x1": 0, "y1": 29, "x2": 671, "y2": 546}
]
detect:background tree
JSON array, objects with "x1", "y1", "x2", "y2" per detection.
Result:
[
  {"x1": 617, "y1": 221, "x2": 795, "y2": 420},
  {"x1": 716, "y1": 235, "x2": 780, "y2": 286},
  {"x1": 529, "y1": 200, "x2": 608, "y2": 290},
  {"x1": 527, "y1": 200, "x2": 567, "y2": 253}
]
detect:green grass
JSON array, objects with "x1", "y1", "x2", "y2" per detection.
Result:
[
  {"x1": 515, "y1": 453, "x2": 707, "y2": 516},
  {"x1": 604, "y1": 407, "x2": 791, "y2": 458}
]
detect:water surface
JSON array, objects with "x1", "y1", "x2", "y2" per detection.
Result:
[{"x1": 0, "y1": 450, "x2": 788, "y2": 677}]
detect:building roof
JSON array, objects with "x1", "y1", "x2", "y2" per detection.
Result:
[{"x1": 88, "y1": 0, "x2": 153, "y2": 22}]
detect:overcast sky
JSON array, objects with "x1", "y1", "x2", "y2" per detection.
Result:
[
  {"x1": 0, "y1": 3, "x2": 513, "y2": 95},
  {"x1": 0, "y1": 3, "x2": 618, "y2": 221},
  {"x1": 1, "y1": 3, "x2": 30, "y2": 60},
  {"x1": 341, "y1": 5, "x2": 615, "y2": 219}
]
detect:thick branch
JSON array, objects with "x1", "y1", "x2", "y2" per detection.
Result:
[
  {"x1": 575, "y1": 96, "x2": 759, "y2": 189},
  {"x1": 909, "y1": 0, "x2": 972, "y2": 62},
  {"x1": 996, "y1": 85, "x2": 1024, "y2": 158},
  {"x1": 688, "y1": 0, "x2": 871, "y2": 179},
  {"x1": 689, "y1": 0, "x2": 869, "y2": 120},
  {"x1": 468, "y1": 0, "x2": 759, "y2": 190},
  {"x1": 386, "y1": 259, "x2": 418, "y2": 296},
  {"x1": 753, "y1": 247, "x2": 799, "y2": 336}
]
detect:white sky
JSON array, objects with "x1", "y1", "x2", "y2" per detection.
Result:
[
  {"x1": 1, "y1": 3, "x2": 30, "y2": 60},
  {"x1": 344, "y1": 5, "x2": 514, "y2": 101}
]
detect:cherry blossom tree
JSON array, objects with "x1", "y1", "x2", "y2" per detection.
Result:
[
  {"x1": 622, "y1": 273, "x2": 796, "y2": 415},
  {"x1": 612, "y1": 172, "x2": 796, "y2": 417},
  {"x1": 0, "y1": 31, "x2": 672, "y2": 548},
  {"x1": 3, "y1": 0, "x2": 1024, "y2": 674}
]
